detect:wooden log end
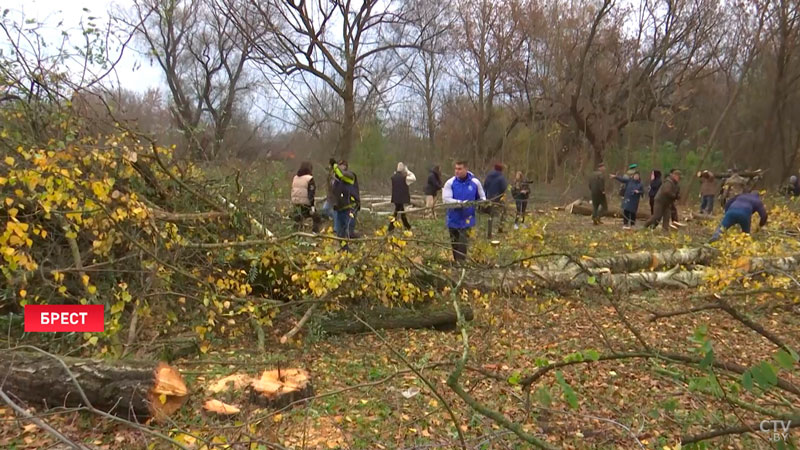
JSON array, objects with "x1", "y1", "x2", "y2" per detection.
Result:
[
  {"x1": 149, "y1": 362, "x2": 189, "y2": 419},
  {"x1": 250, "y1": 368, "x2": 314, "y2": 409},
  {"x1": 203, "y1": 399, "x2": 241, "y2": 416},
  {"x1": 207, "y1": 373, "x2": 253, "y2": 394}
]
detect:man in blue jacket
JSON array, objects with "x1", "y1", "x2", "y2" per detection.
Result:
[
  {"x1": 443, "y1": 160, "x2": 486, "y2": 262},
  {"x1": 484, "y1": 163, "x2": 509, "y2": 239},
  {"x1": 710, "y1": 192, "x2": 768, "y2": 242}
]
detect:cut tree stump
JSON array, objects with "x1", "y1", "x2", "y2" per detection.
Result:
[
  {"x1": 250, "y1": 368, "x2": 313, "y2": 408},
  {"x1": 320, "y1": 303, "x2": 474, "y2": 334},
  {"x1": 1, "y1": 351, "x2": 188, "y2": 421}
]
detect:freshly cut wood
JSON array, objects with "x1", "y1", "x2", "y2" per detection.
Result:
[
  {"x1": 320, "y1": 304, "x2": 474, "y2": 334},
  {"x1": 203, "y1": 399, "x2": 241, "y2": 416},
  {"x1": 537, "y1": 247, "x2": 718, "y2": 273},
  {"x1": 566, "y1": 199, "x2": 651, "y2": 220},
  {"x1": 207, "y1": 373, "x2": 253, "y2": 393},
  {"x1": 250, "y1": 368, "x2": 313, "y2": 408},
  {"x1": 736, "y1": 254, "x2": 800, "y2": 273},
  {"x1": 1, "y1": 351, "x2": 188, "y2": 421}
]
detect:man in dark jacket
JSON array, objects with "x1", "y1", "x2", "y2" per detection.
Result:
[
  {"x1": 423, "y1": 166, "x2": 443, "y2": 218},
  {"x1": 710, "y1": 192, "x2": 768, "y2": 241},
  {"x1": 612, "y1": 172, "x2": 643, "y2": 229},
  {"x1": 390, "y1": 162, "x2": 414, "y2": 230},
  {"x1": 649, "y1": 170, "x2": 662, "y2": 215},
  {"x1": 644, "y1": 169, "x2": 681, "y2": 231},
  {"x1": 331, "y1": 160, "x2": 360, "y2": 241},
  {"x1": 484, "y1": 163, "x2": 508, "y2": 238},
  {"x1": 589, "y1": 163, "x2": 607, "y2": 225}
]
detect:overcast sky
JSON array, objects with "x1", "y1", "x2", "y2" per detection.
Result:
[{"x1": 5, "y1": 0, "x2": 164, "y2": 93}]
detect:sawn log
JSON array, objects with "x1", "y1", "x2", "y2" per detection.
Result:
[{"x1": 1, "y1": 351, "x2": 188, "y2": 421}]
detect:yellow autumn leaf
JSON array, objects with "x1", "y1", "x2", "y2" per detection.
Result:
[
  {"x1": 159, "y1": 393, "x2": 167, "y2": 404},
  {"x1": 4, "y1": 156, "x2": 14, "y2": 166}
]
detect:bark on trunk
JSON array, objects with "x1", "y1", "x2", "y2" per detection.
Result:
[
  {"x1": 566, "y1": 199, "x2": 651, "y2": 220},
  {"x1": 321, "y1": 304, "x2": 474, "y2": 334},
  {"x1": 536, "y1": 247, "x2": 718, "y2": 273},
  {"x1": 1, "y1": 351, "x2": 188, "y2": 421},
  {"x1": 465, "y1": 253, "x2": 800, "y2": 293}
]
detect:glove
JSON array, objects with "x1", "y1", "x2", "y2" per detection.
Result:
[{"x1": 310, "y1": 206, "x2": 316, "y2": 214}]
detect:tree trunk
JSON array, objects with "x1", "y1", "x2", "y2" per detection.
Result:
[
  {"x1": 1, "y1": 351, "x2": 188, "y2": 421},
  {"x1": 536, "y1": 247, "x2": 718, "y2": 273},
  {"x1": 337, "y1": 70, "x2": 357, "y2": 161},
  {"x1": 321, "y1": 304, "x2": 474, "y2": 334},
  {"x1": 566, "y1": 199, "x2": 651, "y2": 220}
]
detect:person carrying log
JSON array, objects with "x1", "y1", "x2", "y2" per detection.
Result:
[
  {"x1": 710, "y1": 192, "x2": 768, "y2": 242},
  {"x1": 589, "y1": 163, "x2": 608, "y2": 225},
  {"x1": 389, "y1": 162, "x2": 416, "y2": 231},
  {"x1": 648, "y1": 170, "x2": 662, "y2": 215},
  {"x1": 443, "y1": 160, "x2": 486, "y2": 263},
  {"x1": 423, "y1": 165, "x2": 443, "y2": 218},
  {"x1": 484, "y1": 163, "x2": 508, "y2": 238},
  {"x1": 612, "y1": 171, "x2": 643, "y2": 229},
  {"x1": 331, "y1": 159, "x2": 360, "y2": 242},
  {"x1": 511, "y1": 171, "x2": 531, "y2": 229},
  {"x1": 720, "y1": 168, "x2": 747, "y2": 209},
  {"x1": 644, "y1": 169, "x2": 681, "y2": 231},
  {"x1": 290, "y1": 161, "x2": 321, "y2": 233},
  {"x1": 698, "y1": 170, "x2": 718, "y2": 215}
]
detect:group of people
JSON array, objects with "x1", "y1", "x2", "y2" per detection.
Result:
[
  {"x1": 290, "y1": 157, "x2": 773, "y2": 261},
  {"x1": 289, "y1": 159, "x2": 531, "y2": 261},
  {"x1": 587, "y1": 163, "x2": 768, "y2": 241}
]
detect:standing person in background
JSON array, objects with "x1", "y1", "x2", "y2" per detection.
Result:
[
  {"x1": 443, "y1": 160, "x2": 486, "y2": 263},
  {"x1": 331, "y1": 160, "x2": 360, "y2": 242},
  {"x1": 423, "y1": 165, "x2": 443, "y2": 218},
  {"x1": 698, "y1": 170, "x2": 718, "y2": 214},
  {"x1": 321, "y1": 158, "x2": 337, "y2": 220},
  {"x1": 644, "y1": 169, "x2": 681, "y2": 231},
  {"x1": 589, "y1": 163, "x2": 608, "y2": 225},
  {"x1": 389, "y1": 162, "x2": 415, "y2": 231},
  {"x1": 649, "y1": 170, "x2": 662, "y2": 215},
  {"x1": 290, "y1": 161, "x2": 321, "y2": 233},
  {"x1": 511, "y1": 171, "x2": 531, "y2": 229},
  {"x1": 612, "y1": 171, "x2": 643, "y2": 229},
  {"x1": 710, "y1": 192, "x2": 768, "y2": 242},
  {"x1": 484, "y1": 163, "x2": 508, "y2": 239}
]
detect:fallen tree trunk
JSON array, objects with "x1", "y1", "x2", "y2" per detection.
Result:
[
  {"x1": 469, "y1": 266, "x2": 706, "y2": 292},
  {"x1": 321, "y1": 304, "x2": 474, "y2": 334},
  {"x1": 1, "y1": 351, "x2": 188, "y2": 421},
  {"x1": 467, "y1": 253, "x2": 800, "y2": 293},
  {"x1": 537, "y1": 247, "x2": 718, "y2": 273},
  {"x1": 566, "y1": 199, "x2": 651, "y2": 220}
]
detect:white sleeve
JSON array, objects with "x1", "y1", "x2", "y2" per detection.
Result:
[
  {"x1": 442, "y1": 177, "x2": 456, "y2": 203},
  {"x1": 473, "y1": 178, "x2": 486, "y2": 200},
  {"x1": 405, "y1": 170, "x2": 416, "y2": 185}
]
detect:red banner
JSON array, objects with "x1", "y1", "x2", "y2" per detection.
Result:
[{"x1": 24, "y1": 305, "x2": 105, "y2": 332}]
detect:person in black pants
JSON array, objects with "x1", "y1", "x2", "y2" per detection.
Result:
[
  {"x1": 649, "y1": 170, "x2": 662, "y2": 215},
  {"x1": 511, "y1": 171, "x2": 530, "y2": 228},
  {"x1": 390, "y1": 162, "x2": 416, "y2": 230}
]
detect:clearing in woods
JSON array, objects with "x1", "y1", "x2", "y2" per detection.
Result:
[{"x1": 3, "y1": 198, "x2": 799, "y2": 449}]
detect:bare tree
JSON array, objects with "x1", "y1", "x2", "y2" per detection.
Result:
[
  {"x1": 120, "y1": 0, "x2": 253, "y2": 159},
  {"x1": 223, "y1": 0, "x2": 426, "y2": 160},
  {"x1": 450, "y1": 0, "x2": 524, "y2": 167},
  {"x1": 538, "y1": 0, "x2": 723, "y2": 165}
]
